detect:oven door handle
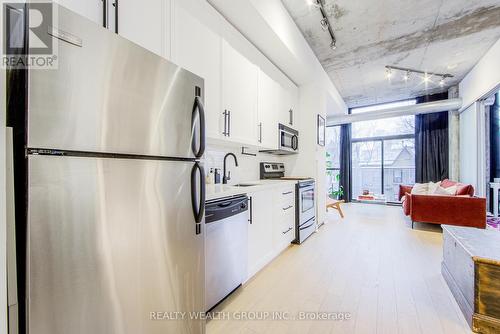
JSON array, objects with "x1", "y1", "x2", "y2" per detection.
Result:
[{"x1": 299, "y1": 218, "x2": 316, "y2": 230}]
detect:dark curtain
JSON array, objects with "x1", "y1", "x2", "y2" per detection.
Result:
[
  {"x1": 415, "y1": 93, "x2": 449, "y2": 183},
  {"x1": 490, "y1": 93, "x2": 500, "y2": 212},
  {"x1": 339, "y1": 123, "x2": 352, "y2": 202}
]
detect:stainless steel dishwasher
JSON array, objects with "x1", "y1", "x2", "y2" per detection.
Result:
[{"x1": 205, "y1": 195, "x2": 249, "y2": 312}]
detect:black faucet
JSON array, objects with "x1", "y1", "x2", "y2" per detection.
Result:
[{"x1": 223, "y1": 153, "x2": 238, "y2": 184}]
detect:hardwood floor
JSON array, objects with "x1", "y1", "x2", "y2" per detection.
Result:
[{"x1": 207, "y1": 203, "x2": 472, "y2": 334}]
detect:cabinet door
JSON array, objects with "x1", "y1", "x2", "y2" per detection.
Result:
[
  {"x1": 276, "y1": 85, "x2": 298, "y2": 128},
  {"x1": 222, "y1": 40, "x2": 258, "y2": 145},
  {"x1": 113, "y1": 0, "x2": 168, "y2": 57},
  {"x1": 258, "y1": 70, "x2": 279, "y2": 149},
  {"x1": 247, "y1": 190, "x2": 274, "y2": 279},
  {"x1": 54, "y1": 0, "x2": 104, "y2": 25},
  {"x1": 172, "y1": 5, "x2": 222, "y2": 140}
]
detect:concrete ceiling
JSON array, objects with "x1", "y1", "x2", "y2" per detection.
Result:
[{"x1": 282, "y1": 0, "x2": 500, "y2": 107}]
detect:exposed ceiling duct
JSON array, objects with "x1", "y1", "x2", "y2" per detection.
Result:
[{"x1": 327, "y1": 98, "x2": 463, "y2": 126}]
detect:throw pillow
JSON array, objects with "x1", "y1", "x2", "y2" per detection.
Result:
[
  {"x1": 411, "y1": 183, "x2": 429, "y2": 195},
  {"x1": 427, "y1": 181, "x2": 441, "y2": 194},
  {"x1": 434, "y1": 185, "x2": 457, "y2": 196}
]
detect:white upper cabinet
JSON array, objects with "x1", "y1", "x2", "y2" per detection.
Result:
[
  {"x1": 172, "y1": 4, "x2": 222, "y2": 140},
  {"x1": 277, "y1": 85, "x2": 298, "y2": 129},
  {"x1": 113, "y1": 0, "x2": 168, "y2": 58},
  {"x1": 54, "y1": 0, "x2": 104, "y2": 26},
  {"x1": 221, "y1": 40, "x2": 258, "y2": 146},
  {"x1": 258, "y1": 70, "x2": 279, "y2": 149}
]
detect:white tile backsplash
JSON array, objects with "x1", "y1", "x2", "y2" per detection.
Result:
[{"x1": 203, "y1": 145, "x2": 285, "y2": 184}]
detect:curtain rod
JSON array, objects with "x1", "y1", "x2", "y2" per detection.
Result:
[{"x1": 327, "y1": 98, "x2": 463, "y2": 126}]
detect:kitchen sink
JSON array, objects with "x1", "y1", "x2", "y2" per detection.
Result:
[{"x1": 233, "y1": 182, "x2": 261, "y2": 187}]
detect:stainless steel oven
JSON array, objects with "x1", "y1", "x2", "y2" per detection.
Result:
[
  {"x1": 259, "y1": 162, "x2": 315, "y2": 244},
  {"x1": 296, "y1": 180, "x2": 316, "y2": 244}
]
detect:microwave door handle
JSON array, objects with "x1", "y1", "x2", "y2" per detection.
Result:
[{"x1": 291, "y1": 135, "x2": 298, "y2": 150}]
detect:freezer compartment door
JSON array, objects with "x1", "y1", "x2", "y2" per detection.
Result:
[
  {"x1": 27, "y1": 5, "x2": 205, "y2": 159},
  {"x1": 27, "y1": 155, "x2": 205, "y2": 334}
]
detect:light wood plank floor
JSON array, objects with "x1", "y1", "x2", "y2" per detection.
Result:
[{"x1": 207, "y1": 203, "x2": 472, "y2": 334}]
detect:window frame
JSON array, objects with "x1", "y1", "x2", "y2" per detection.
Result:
[{"x1": 349, "y1": 99, "x2": 417, "y2": 202}]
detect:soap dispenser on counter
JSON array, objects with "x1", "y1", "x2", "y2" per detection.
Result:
[
  {"x1": 206, "y1": 168, "x2": 215, "y2": 184},
  {"x1": 214, "y1": 168, "x2": 221, "y2": 184}
]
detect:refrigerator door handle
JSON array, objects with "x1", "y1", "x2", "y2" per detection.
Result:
[
  {"x1": 191, "y1": 95, "x2": 206, "y2": 158},
  {"x1": 102, "y1": 0, "x2": 108, "y2": 28},
  {"x1": 191, "y1": 162, "x2": 206, "y2": 231},
  {"x1": 112, "y1": 0, "x2": 119, "y2": 33}
]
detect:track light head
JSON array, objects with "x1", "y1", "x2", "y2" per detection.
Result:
[
  {"x1": 423, "y1": 73, "x2": 430, "y2": 83},
  {"x1": 385, "y1": 68, "x2": 392, "y2": 79},
  {"x1": 320, "y1": 18, "x2": 329, "y2": 31},
  {"x1": 403, "y1": 71, "x2": 410, "y2": 81},
  {"x1": 439, "y1": 76, "x2": 446, "y2": 87}
]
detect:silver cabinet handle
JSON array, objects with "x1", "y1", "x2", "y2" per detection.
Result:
[
  {"x1": 283, "y1": 205, "x2": 293, "y2": 211},
  {"x1": 112, "y1": 0, "x2": 119, "y2": 34},
  {"x1": 289, "y1": 109, "x2": 293, "y2": 125},
  {"x1": 282, "y1": 191, "x2": 293, "y2": 195},
  {"x1": 258, "y1": 122, "x2": 262, "y2": 143},
  {"x1": 222, "y1": 110, "x2": 228, "y2": 136},
  {"x1": 282, "y1": 227, "x2": 293, "y2": 234},
  {"x1": 102, "y1": 0, "x2": 108, "y2": 28}
]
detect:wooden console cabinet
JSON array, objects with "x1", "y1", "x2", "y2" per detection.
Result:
[{"x1": 442, "y1": 225, "x2": 500, "y2": 333}]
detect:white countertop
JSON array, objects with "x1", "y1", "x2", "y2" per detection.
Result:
[{"x1": 206, "y1": 179, "x2": 297, "y2": 201}]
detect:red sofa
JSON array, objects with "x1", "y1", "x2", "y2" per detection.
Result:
[{"x1": 399, "y1": 179, "x2": 486, "y2": 229}]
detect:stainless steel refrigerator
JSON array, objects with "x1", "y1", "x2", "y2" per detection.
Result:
[{"x1": 7, "y1": 4, "x2": 206, "y2": 334}]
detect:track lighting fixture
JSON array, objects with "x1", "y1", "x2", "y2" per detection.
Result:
[
  {"x1": 306, "y1": 0, "x2": 337, "y2": 51},
  {"x1": 384, "y1": 65, "x2": 453, "y2": 88}
]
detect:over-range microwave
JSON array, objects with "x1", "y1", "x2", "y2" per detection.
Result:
[{"x1": 260, "y1": 123, "x2": 299, "y2": 155}]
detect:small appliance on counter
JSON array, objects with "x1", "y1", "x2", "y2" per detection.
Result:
[{"x1": 260, "y1": 162, "x2": 316, "y2": 244}]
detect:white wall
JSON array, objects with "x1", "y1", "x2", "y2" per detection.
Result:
[
  {"x1": 459, "y1": 103, "x2": 479, "y2": 191},
  {"x1": 459, "y1": 38, "x2": 500, "y2": 112}
]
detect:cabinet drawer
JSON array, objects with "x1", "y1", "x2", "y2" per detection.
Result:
[{"x1": 279, "y1": 187, "x2": 295, "y2": 207}]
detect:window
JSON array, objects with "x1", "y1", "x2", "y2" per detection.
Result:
[
  {"x1": 351, "y1": 100, "x2": 416, "y2": 202},
  {"x1": 326, "y1": 126, "x2": 341, "y2": 198}
]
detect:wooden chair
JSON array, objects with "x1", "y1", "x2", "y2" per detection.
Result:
[{"x1": 326, "y1": 197, "x2": 345, "y2": 218}]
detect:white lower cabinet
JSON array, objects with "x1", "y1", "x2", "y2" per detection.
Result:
[
  {"x1": 247, "y1": 190, "x2": 274, "y2": 279},
  {"x1": 272, "y1": 185, "x2": 296, "y2": 252},
  {"x1": 246, "y1": 185, "x2": 296, "y2": 281}
]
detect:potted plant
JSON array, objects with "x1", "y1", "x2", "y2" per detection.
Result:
[{"x1": 329, "y1": 173, "x2": 344, "y2": 200}]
